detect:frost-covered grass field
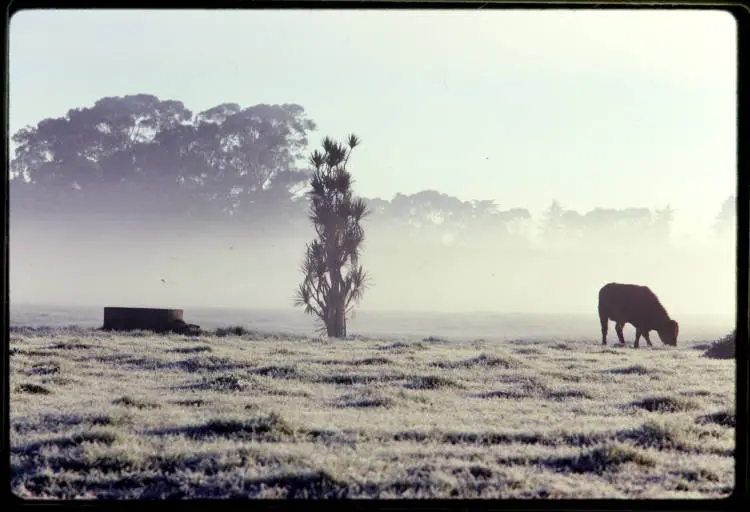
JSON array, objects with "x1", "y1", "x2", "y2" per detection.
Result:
[{"x1": 10, "y1": 327, "x2": 735, "y2": 499}]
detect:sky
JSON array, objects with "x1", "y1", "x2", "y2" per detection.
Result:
[{"x1": 9, "y1": 8, "x2": 737, "y2": 238}]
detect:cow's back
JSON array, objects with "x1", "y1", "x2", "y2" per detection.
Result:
[{"x1": 598, "y1": 282, "x2": 669, "y2": 329}]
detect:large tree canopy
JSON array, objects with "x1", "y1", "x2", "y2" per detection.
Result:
[{"x1": 10, "y1": 94, "x2": 317, "y2": 222}]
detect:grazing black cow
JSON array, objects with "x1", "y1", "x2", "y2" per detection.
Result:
[{"x1": 598, "y1": 282, "x2": 678, "y2": 348}]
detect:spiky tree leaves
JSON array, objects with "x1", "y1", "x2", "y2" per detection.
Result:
[{"x1": 294, "y1": 134, "x2": 369, "y2": 338}]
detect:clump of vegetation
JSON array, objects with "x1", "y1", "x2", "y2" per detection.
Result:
[
  {"x1": 15, "y1": 383, "x2": 51, "y2": 395},
  {"x1": 338, "y1": 390, "x2": 393, "y2": 409},
  {"x1": 553, "y1": 342, "x2": 575, "y2": 351},
  {"x1": 197, "y1": 373, "x2": 251, "y2": 392},
  {"x1": 317, "y1": 374, "x2": 379, "y2": 385},
  {"x1": 112, "y1": 396, "x2": 160, "y2": 409},
  {"x1": 618, "y1": 420, "x2": 684, "y2": 451},
  {"x1": 630, "y1": 396, "x2": 700, "y2": 413},
  {"x1": 162, "y1": 413, "x2": 295, "y2": 442},
  {"x1": 214, "y1": 326, "x2": 248, "y2": 337},
  {"x1": 351, "y1": 357, "x2": 391, "y2": 366},
  {"x1": 26, "y1": 362, "x2": 61, "y2": 376},
  {"x1": 174, "y1": 399, "x2": 205, "y2": 407},
  {"x1": 546, "y1": 389, "x2": 594, "y2": 401},
  {"x1": 406, "y1": 375, "x2": 463, "y2": 390},
  {"x1": 696, "y1": 410, "x2": 735, "y2": 428},
  {"x1": 606, "y1": 365, "x2": 654, "y2": 375},
  {"x1": 432, "y1": 354, "x2": 522, "y2": 370},
  {"x1": 167, "y1": 346, "x2": 213, "y2": 354},
  {"x1": 703, "y1": 330, "x2": 735, "y2": 359},
  {"x1": 294, "y1": 134, "x2": 370, "y2": 338},
  {"x1": 49, "y1": 342, "x2": 93, "y2": 350},
  {"x1": 544, "y1": 444, "x2": 656, "y2": 474},
  {"x1": 249, "y1": 365, "x2": 298, "y2": 380}
]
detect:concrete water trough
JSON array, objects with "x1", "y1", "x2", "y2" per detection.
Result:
[{"x1": 102, "y1": 307, "x2": 201, "y2": 334}]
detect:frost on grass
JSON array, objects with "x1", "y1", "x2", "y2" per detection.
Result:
[{"x1": 9, "y1": 328, "x2": 735, "y2": 499}]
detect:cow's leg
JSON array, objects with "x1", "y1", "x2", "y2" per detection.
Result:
[
  {"x1": 600, "y1": 317, "x2": 608, "y2": 345},
  {"x1": 634, "y1": 329, "x2": 641, "y2": 348},
  {"x1": 643, "y1": 331, "x2": 653, "y2": 347},
  {"x1": 615, "y1": 322, "x2": 626, "y2": 345}
]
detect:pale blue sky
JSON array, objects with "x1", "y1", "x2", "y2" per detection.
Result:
[{"x1": 9, "y1": 9, "x2": 737, "y2": 237}]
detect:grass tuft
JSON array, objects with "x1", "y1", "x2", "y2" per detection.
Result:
[
  {"x1": 112, "y1": 396, "x2": 160, "y2": 409},
  {"x1": 703, "y1": 331, "x2": 735, "y2": 359},
  {"x1": 544, "y1": 444, "x2": 657, "y2": 474},
  {"x1": 605, "y1": 365, "x2": 655, "y2": 375},
  {"x1": 147, "y1": 413, "x2": 295, "y2": 441},
  {"x1": 249, "y1": 365, "x2": 298, "y2": 379},
  {"x1": 167, "y1": 346, "x2": 213, "y2": 354},
  {"x1": 195, "y1": 373, "x2": 251, "y2": 392},
  {"x1": 630, "y1": 396, "x2": 701, "y2": 413},
  {"x1": 15, "y1": 383, "x2": 51, "y2": 395},
  {"x1": 352, "y1": 357, "x2": 392, "y2": 366},
  {"x1": 405, "y1": 375, "x2": 464, "y2": 390},
  {"x1": 214, "y1": 325, "x2": 248, "y2": 337},
  {"x1": 431, "y1": 353, "x2": 522, "y2": 370},
  {"x1": 696, "y1": 410, "x2": 735, "y2": 428}
]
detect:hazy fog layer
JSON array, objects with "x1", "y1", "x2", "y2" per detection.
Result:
[{"x1": 10, "y1": 214, "x2": 736, "y2": 320}]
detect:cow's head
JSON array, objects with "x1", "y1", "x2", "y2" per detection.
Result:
[{"x1": 657, "y1": 319, "x2": 679, "y2": 346}]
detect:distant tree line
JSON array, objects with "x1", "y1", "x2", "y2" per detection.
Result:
[{"x1": 10, "y1": 94, "x2": 737, "y2": 246}]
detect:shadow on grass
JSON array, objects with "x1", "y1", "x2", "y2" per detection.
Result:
[
  {"x1": 514, "y1": 347, "x2": 542, "y2": 356},
  {"x1": 314, "y1": 357, "x2": 393, "y2": 366},
  {"x1": 316, "y1": 373, "x2": 406, "y2": 385},
  {"x1": 112, "y1": 396, "x2": 161, "y2": 409},
  {"x1": 404, "y1": 375, "x2": 464, "y2": 390},
  {"x1": 173, "y1": 399, "x2": 205, "y2": 407},
  {"x1": 545, "y1": 389, "x2": 595, "y2": 401},
  {"x1": 211, "y1": 326, "x2": 308, "y2": 341},
  {"x1": 186, "y1": 373, "x2": 253, "y2": 392},
  {"x1": 47, "y1": 342, "x2": 94, "y2": 350},
  {"x1": 376, "y1": 342, "x2": 428, "y2": 352},
  {"x1": 552, "y1": 343, "x2": 575, "y2": 351},
  {"x1": 542, "y1": 444, "x2": 656, "y2": 474},
  {"x1": 12, "y1": 430, "x2": 119, "y2": 456},
  {"x1": 15, "y1": 467, "x2": 351, "y2": 499},
  {"x1": 679, "y1": 390, "x2": 713, "y2": 399},
  {"x1": 90, "y1": 354, "x2": 249, "y2": 373},
  {"x1": 338, "y1": 398, "x2": 393, "y2": 408},
  {"x1": 430, "y1": 354, "x2": 522, "y2": 370},
  {"x1": 10, "y1": 349, "x2": 53, "y2": 358},
  {"x1": 15, "y1": 383, "x2": 51, "y2": 395},
  {"x1": 13, "y1": 413, "x2": 118, "y2": 435},
  {"x1": 613, "y1": 421, "x2": 702, "y2": 453},
  {"x1": 335, "y1": 390, "x2": 393, "y2": 409},
  {"x1": 695, "y1": 410, "x2": 735, "y2": 428},
  {"x1": 629, "y1": 396, "x2": 701, "y2": 413},
  {"x1": 145, "y1": 414, "x2": 294, "y2": 442},
  {"x1": 25, "y1": 362, "x2": 61, "y2": 376},
  {"x1": 352, "y1": 357, "x2": 393, "y2": 366},
  {"x1": 166, "y1": 346, "x2": 213, "y2": 354},
  {"x1": 249, "y1": 365, "x2": 299, "y2": 379},
  {"x1": 604, "y1": 365, "x2": 656, "y2": 376},
  {"x1": 388, "y1": 430, "x2": 552, "y2": 446},
  {"x1": 474, "y1": 389, "x2": 527, "y2": 400}
]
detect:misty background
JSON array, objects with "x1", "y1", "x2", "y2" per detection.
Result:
[{"x1": 8, "y1": 10, "x2": 737, "y2": 331}]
